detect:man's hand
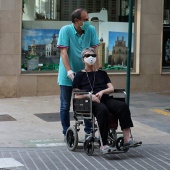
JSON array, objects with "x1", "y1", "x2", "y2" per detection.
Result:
[{"x1": 67, "y1": 70, "x2": 75, "y2": 81}]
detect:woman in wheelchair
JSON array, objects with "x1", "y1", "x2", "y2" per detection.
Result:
[{"x1": 72, "y1": 47, "x2": 140, "y2": 154}]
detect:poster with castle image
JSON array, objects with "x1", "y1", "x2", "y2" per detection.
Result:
[
  {"x1": 22, "y1": 29, "x2": 60, "y2": 71},
  {"x1": 98, "y1": 22, "x2": 134, "y2": 71},
  {"x1": 107, "y1": 31, "x2": 134, "y2": 71}
]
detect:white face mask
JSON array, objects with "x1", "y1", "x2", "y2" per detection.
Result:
[{"x1": 84, "y1": 56, "x2": 96, "y2": 65}]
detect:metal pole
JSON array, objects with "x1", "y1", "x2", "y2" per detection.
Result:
[{"x1": 126, "y1": 0, "x2": 133, "y2": 106}]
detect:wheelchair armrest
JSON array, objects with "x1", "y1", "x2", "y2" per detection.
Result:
[
  {"x1": 109, "y1": 89, "x2": 126, "y2": 102},
  {"x1": 114, "y1": 89, "x2": 126, "y2": 93},
  {"x1": 109, "y1": 89, "x2": 126, "y2": 96}
]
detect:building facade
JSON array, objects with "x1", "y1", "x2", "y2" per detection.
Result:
[{"x1": 0, "y1": 0, "x2": 170, "y2": 98}]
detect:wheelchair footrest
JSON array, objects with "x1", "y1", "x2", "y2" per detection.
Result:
[
  {"x1": 123, "y1": 141, "x2": 142, "y2": 149},
  {"x1": 107, "y1": 149, "x2": 125, "y2": 154}
]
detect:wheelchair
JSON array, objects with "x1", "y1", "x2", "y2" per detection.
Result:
[{"x1": 65, "y1": 89, "x2": 142, "y2": 156}]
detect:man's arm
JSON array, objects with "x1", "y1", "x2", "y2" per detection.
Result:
[
  {"x1": 60, "y1": 47, "x2": 75, "y2": 80},
  {"x1": 60, "y1": 47, "x2": 71, "y2": 71}
]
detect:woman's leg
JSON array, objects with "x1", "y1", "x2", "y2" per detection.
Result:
[
  {"x1": 123, "y1": 128, "x2": 131, "y2": 143},
  {"x1": 104, "y1": 98, "x2": 133, "y2": 142},
  {"x1": 92, "y1": 102, "x2": 109, "y2": 146},
  {"x1": 104, "y1": 98, "x2": 133, "y2": 130}
]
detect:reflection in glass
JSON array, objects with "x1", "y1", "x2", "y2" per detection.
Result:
[{"x1": 35, "y1": 0, "x2": 57, "y2": 20}]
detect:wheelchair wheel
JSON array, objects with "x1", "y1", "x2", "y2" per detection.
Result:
[
  {"x1": 66, "y1": 127, "x2": 78, "y2": 151},
  {"x1": 116, "y1": 137, "x2": 129, "y2": 152},
  {"x1": 84, "y1": 137, "x2": 94, "y2": 156}
]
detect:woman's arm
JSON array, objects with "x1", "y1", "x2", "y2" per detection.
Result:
[
  {"x1": 74, "y1": 88, "x2": 100, "y2": 103},
  {"x1": 102, "y1": 83, "x2": 114, "y2": 94},
  {"x1": 74, "y1": 88, "x2": 90, "y2": 99},
  {"x1": 95, "y1": 83, "x2": 114, "y2": 100}
]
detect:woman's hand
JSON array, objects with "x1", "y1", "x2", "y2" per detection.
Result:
[
  {"x1": 95, "y1": 91, "x2": 104, "y2": 100},
  {"x1": 91, "y1": 94, "x2": 100, "y2": 103}
]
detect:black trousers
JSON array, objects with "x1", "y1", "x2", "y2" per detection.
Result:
[{"x1": 92, "y1": 97, "x2": 133, "y2": 146}]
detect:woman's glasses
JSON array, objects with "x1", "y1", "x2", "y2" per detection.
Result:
[{"x1": 83, "y1": 54, "x2": 96, "y2": 58}]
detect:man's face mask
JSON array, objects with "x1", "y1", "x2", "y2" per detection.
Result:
[
  {"x1": 80, "y1": 21, "x2": 90, "y2": 30},
  {"x1": 84, "y1": 54, "x2": 96, "y2": 65}
]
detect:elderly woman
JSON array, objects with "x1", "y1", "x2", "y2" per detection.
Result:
[{"x1": 72, "y1": 47, "x2": 139, "y2": 154}]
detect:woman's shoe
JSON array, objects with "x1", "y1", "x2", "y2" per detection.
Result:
[
  {"x1": 100, "y1": 145, "x2": 113, "y2": 154},
  {"x1": 123, "y1": 139, "x2": 140, "y2": 148}
]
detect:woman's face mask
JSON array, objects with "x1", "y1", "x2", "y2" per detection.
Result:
[
  {"x1": 84, "y1": 54, "x2": 96, "y2": 65},
  {"x1": 80, "y1": 21, "x2": 90, "y2": 30}
]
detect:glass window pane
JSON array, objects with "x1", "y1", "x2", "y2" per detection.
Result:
[
  {"x1": 21, "y1": 0, "x2": 136, "y2": 73},
  {"x1": 162, "y1": 0, "x2": 170, "y2": 72}
]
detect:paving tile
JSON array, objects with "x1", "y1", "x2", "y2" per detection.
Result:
[
  {"x1": 0, "y1": 145, "x2": 169, "y2": 170},
  {"x1": 0, "y1": 93, "x2": 170, "y2": 169}
]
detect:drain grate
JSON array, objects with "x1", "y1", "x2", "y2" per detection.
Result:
[
  {"x1": 0, "y1": 114, "x2": 16, "y2": 121},
  {"x1": 34, "y1": 112, "x2": 74, "y2": 122}
]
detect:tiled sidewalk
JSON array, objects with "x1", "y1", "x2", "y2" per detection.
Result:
[
  {"x1": 0, "y1": 93, "x2": 170, "y2": 169},
  {"x1": 0, "y1": 145, "x2": 170, "y2": 170}
]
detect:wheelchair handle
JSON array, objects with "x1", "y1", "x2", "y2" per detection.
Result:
[
  {"x1": 73, "y1": 90, "x2": 87, "y2": 92},
  {"x1": 73, "y1": 90, "x2": 92, "y2": 96}
]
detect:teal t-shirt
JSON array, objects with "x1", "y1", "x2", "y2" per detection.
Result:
[{"x1": 57, "y1": 23, "x2": 99, "y2": 86}]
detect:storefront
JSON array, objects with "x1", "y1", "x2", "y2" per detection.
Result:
[{"x1": 0, "y1": 0, "x2": 169, "y2": 98}]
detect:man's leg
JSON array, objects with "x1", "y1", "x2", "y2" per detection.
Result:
[
  {"x1": 60, "y1": 85, "x2": 72, "y2": 135},
  {"x1": 84, "y1": 119, "x2": 92, "y2": 134}
]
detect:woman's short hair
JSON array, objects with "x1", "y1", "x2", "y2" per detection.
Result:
[
  {"x1": 71, "y1": 8, "x2": 87, "y2": 23},
  {"x1": 81, "y1": 47, "x2": 96, "y2": 57}
]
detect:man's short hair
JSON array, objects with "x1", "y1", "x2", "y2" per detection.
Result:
[
  {"x1": 81, "y1": 47, "x2": 96, "y2": 57},
  {"x1": 71, "y1": 8, "x2": 87, "y2": 23}
]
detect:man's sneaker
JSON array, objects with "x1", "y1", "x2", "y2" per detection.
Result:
[
  {"x1": 85, "y1": 134, "x2": 100, "y2": 143},
  {"x1": 94, "y1": 136, "x2": 100, "y2": 143},
  {"x1": 100, "y1": 145, "x2": 113, "y2": 155},
  {"x1": 85, "y1": 134, "x2": 90, "y2": 140}
]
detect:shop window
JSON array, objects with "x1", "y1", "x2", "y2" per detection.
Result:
[
  {"x1": 162, "y1": 0, "x2": 170, "y2": 72},
  {"x1": 21, "y1": 0, "x2": 136, "y2": 73}
]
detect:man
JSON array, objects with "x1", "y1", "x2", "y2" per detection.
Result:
[{"x1": 57, "y1": 8, "x2": 100, "y2": 140}]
